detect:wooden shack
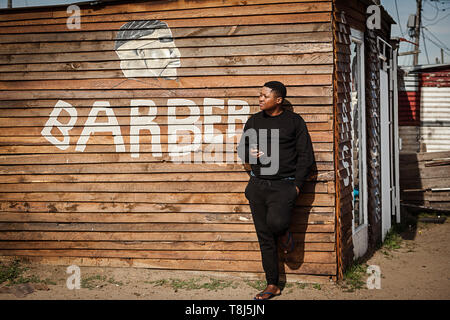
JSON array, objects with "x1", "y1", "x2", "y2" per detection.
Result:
[{"x1": 0, "y1": 0, "x2": 399, "y2": 282}]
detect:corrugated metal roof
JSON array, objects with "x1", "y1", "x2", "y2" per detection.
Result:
[
  {"x1": 421, "y1": 70, "x2": 450, "y2": 88},
  {"x1": 402, "y1": 63, "x2": 450, "y2": 73}
]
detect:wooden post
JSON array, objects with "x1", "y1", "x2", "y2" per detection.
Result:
[{"x1": 413, "y1": 0, "x2": 422, "y2": 66}]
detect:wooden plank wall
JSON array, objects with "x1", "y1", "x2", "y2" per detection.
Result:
[
  {"x1": 332, "y1": 1, "x2": 354, "y2": 278},
  {"x1": 0, "y1": 0, "x2": 336, "y2": 281},
  {"x1": 400, "y1": 151, "x2": 450, "y2": 210}
]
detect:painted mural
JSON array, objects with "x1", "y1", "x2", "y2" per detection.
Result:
[{"x1": 40, "y1": 20, "x2": 250, "y2": 162}]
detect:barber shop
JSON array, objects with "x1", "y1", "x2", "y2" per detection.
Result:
[{"x1": 0, "y1": 0, "x2": 401, "y2": 283}]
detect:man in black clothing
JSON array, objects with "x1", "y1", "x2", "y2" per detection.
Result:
[{"x1": 237, "y1": 81, "x2": 315, "y2": 300}]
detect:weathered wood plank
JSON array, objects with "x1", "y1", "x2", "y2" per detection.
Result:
[
  {"x1": 0, "y1": 249, "x2": 336, "y2": 264},
  {"x1": 0, "y1": 148, "x2": 334, "y2": 164},
  {"x1": 0, "y1": 231, "x2": 335, "y2": 242},
  {"x1": 0, "y1": 181, "x2": 329, "y2": 193},
  {"x1": 0, "y1": 87, "x2": 333, "y2": 100},
  {"x1": 0, "y1": 32, "x2": 333, "y2": 54},
  {"x1": 0, "y1": 23, "x2": 331, "y2": 43},
  {"x1": 0, "y1": 0, "x2": 330, "y2": 22},
  {"x1": 0, "y1": 170, "x2": 335, "y2": 183},
  {"x1": 0, "y1": 106, "x2": 333, "y2": 119},
  {"x1": 1, "y1": 59, "x2": 334, "y2": 76},
  {"x1": 0, "y1": 222, "x2": 334, "y2": 233},
  {"x1": 0, "y1": 2, "x2": 332, "y2": 27},
  {"x1": 0, "y1": 162, "x2": 334, "y2": 174},
  {"x1": 0, "y1": 12, "x2": 333, "y2": 34},
  {"x1": 0, "y1": 240, "x2": 335, "y2": 252},
  {"x1": 0, "y1": 75, "x2": 332, "y2": 90},
  {"x1": 0, "y1": 113, "x2": 333, "y2": 126},
  {"x1": 0, "y1": 97, "x2": 334, "y2": 108},
  {"x1": 0, "y1": 65, "x2": 334, "y2": 80},
  {"x1": 0, "y1": 211, "x2": 335, "y2": 224},
  {"x1": 0, "y1": 196, "x2": 335, "y2": 213},
  {"x1": 0, "y1": 143, "x2": 334, "y2": 155},
  {"x1": 0, "y1": 124, "x2": 334, "y2": 138},
  {"x1": 0, "y1": 42, "x2": 332, "y2": 64}
]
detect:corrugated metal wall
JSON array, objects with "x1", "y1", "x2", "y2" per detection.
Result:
[
  {"x1": 0, "y1": 0, "x2": 336, "y2": 282},
  {"x1": 398, "y1": 65, "x2": 450, "y2": 154}
]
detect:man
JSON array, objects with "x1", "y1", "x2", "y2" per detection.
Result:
[
  {"x1": 115, "y1": 20, "x2": 181, "y2": 80},
  {"x1": 237, "y1": 81, "x2": 315, "y2": 300}
]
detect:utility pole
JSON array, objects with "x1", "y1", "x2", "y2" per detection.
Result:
[{"x1": 413, "y1": 0, "x2": 422, "y2": 65}]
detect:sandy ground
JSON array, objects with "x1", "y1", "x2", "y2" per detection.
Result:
[{"x1": 1, "y1": 219, "x2": 449, "y2": 300}]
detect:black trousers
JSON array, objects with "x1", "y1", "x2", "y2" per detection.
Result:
[{"x1": 244, "y1": 176, "x2": 298, "y2": 286}]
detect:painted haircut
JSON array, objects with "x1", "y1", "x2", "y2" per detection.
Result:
[{"x1": 115, "y1": 20, "x2": 169, "y2": 50}]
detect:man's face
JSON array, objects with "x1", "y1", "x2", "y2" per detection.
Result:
[
  {"x1": 259, "y1": 86, "x2": 283, "y2": 111},
  {"x1": 116, "y1": 27, "x2": 181, "y2": 79}
]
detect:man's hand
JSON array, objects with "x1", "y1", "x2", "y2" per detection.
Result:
[
  {"x1": 295, "y1": 186, "x2": 300, "y2": 195},
  {"x1": 250, "y1": 147, "x2": 264, "y2": 158}
]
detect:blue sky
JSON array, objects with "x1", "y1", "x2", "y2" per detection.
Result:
[
  {"x1": 1, "y1": 0, "x2": 449, "y2": 66},
  {"x1": 381, "y1": 0, "x2": 450, "y2": 65}
]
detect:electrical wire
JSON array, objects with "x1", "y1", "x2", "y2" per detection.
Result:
[
  {"x1": 422, "y1": 28, "x2": 450, "y2": 57},
  {"x1": 422, "y1": 26, "x2": 450, "y2": 51},
  {"x1": 394, "y1": 0, "x2": 405, "y2": 37},
  {"x1": 422, "y1": 0, "x2": 440, "y2": 21},
  {"x1": 424, "y1": 12, "x2": 450, "y2": 26},
  {"x1": 421, "y1": 27, "x2": 431, "y2": 64}
]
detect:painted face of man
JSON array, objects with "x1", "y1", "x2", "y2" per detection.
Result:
[{"x1": 116, "y1": 27, "x2": 181, "y2": 80}]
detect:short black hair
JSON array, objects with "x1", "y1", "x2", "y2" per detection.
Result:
[
  {"x1": 263, "y1": 81, "x2": 287, "y2": 102},
  {"x1": 115, "y1": 20, "x2": 169, "y2": 50}
]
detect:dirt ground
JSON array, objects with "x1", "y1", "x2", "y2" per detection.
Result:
[{"x1": 1, "y1": 218, "x2": 449, "y2": 300}]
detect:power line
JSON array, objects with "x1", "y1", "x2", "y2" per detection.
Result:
[
  {"x1": 422, "y1": 26, "x2": 450, "y2": 51},
  {"x1": 422, "y1": 28, "x2": 450, "y2": 57},
  {"x1": 422, "y1": 0, "x2": 440, "y2": 21},
  {"x1": 394, "y1": 0, "x2": 405, "y2": 37},
  {"x1": 421, "y1": 27, "x2": 431, "y2": 63},
  {"x1": 424, "y1": 12, "x2": 450, "y2": 26}
]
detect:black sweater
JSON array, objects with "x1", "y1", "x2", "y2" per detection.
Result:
[{"x1": 237, "y1": 109, "x2": 315, "y2": 191}]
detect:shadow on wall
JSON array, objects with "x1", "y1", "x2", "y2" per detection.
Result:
[
  {"x1": 397, "y1": 68, "x2": 424, "y2": 216},
  {"x1": 279, "y1": 143, "x2": 318, "y2": 284}
]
